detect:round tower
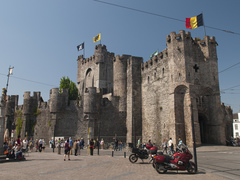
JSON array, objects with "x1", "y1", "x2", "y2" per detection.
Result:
[
  {"x1": 113, "y1": 55, "x2": 129, "y2": 111},
  {"x1": 94, "y1": 44, "x2": 107, "y2": 64},
  {"x1": 49, "y1": 88, "x2": 59, "y2": 113},
  {"x1": 83, "y1": 87, "x2": 97, "y2": 114},
  {"x1": 23, "y1": 92, "x2": 31, "y2": 114}
]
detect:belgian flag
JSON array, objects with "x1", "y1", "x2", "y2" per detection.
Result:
[{"x1": 185, "y1": 13, "x2": 203, "y2": 29}]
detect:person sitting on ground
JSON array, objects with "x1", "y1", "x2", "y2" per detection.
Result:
[
  {"x1": 3, "y1": 142, "x2": 10, "y2": 159},
  {"x1": 15, "y1": 144, "x2": 23, "y2": 160}
]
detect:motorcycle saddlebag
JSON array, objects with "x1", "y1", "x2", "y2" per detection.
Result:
[
  {"x1": 155, "y1": 155, "x2": 165, "y2": 163},
  {"x1": 149, "y1": 146, "x2": 158, "y2": 154},
  {"x1": 146, "y1": 145, "x2": 153, "y2": 149}
]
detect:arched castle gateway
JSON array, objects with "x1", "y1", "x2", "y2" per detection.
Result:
[{"x1": 0, "y1": 30, "x2": 233, "y2": 152}]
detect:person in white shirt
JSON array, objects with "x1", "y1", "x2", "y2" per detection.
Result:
[
  {"x1": 168, "y1": 138, "x2": 173, "y2": 155},
  {"x1": 22, "y1": 137, "x2": 28, "y2": 150},
  {"x1": 39, "y1": 139, "x2": 43, "y2": 152}
]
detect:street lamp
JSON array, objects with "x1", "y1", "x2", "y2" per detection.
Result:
[{"x1": 191, "y1": 101, "x2": 198, "y2": 172}]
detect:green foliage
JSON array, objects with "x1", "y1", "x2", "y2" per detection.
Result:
[
  {"x1": 16, "y1": 110, "x2": 23, "y2": 136},
  {"x1": 59, "y1": 76, "x2": 78, "y2": 102},
  {"x1": 48, "y1": 120, "x2": 51, "y2": 127},
  {"x1": 33, "y1": 108, "x2": 41, "y2": 116}
]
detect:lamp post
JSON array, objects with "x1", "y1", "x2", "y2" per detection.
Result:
[
  {"x1": 191, "y1": 102, "x2": 198, "y2": 172},
  {"x1": 53, "y1": 126, "x2": 55, "y2": 153},
  {"x1": 6, "y1": 66, "x2": 14, "y2": 93}
]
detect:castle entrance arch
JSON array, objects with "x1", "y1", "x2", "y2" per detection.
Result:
[{"x1": 198, "y1": 113, "x2": 208, "y2": 143}]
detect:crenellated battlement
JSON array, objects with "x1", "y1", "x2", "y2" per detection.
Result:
[
  {"x1": 95, "y1": 44, "x2": 107, "y2": 50},
  {"x1": 166, "y1": 30, "x2": 218, "y2": 47},
  {"x1": 141, "y1": 49, "x2": 168, "y2": 71},
  {"x1": 166, "y1": 30, "x2": 192, "y2": 43},
  {"x1": 78, "y1": 45, "x2": 114, "y2": 67},
  {"x1": 141, "y1": 30, "x2": 218, "y2": 73},
  {"x1": 113, "y1": 54, "x2": 131, "y2": 62}
]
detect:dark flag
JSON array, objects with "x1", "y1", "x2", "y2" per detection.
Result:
[{"x1": 77, "y1": 42, "x2": 84, "y2": 51}]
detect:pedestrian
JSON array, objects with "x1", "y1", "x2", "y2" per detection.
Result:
[
  {"x1": 77, "y1": 138, "x2": 81, "y2": 155},
  {"x1": 80, "y1": 138, "x2": 84, "y2": 149},
  {"x1": 178, "y1": 137, "x2": 182, "y2": 146},
  {"x1": 89, "y1": 139, "x2": 94, "y2": 156},
  {"x1": 119, "y1": 140, "x2": 123, "y2": 151},
  {"x1": 100, "y1": 138, "x2": 104, "y2": 149},
  {"x1": 42, "y1": 139, "x2": 45, "y2": 152},
  {"x1": 69, "y1": 137, "x2": 73, "y2": 155},
  {"x1": 39, "y1": 138, "x2": 43, "y2": 152},
  {"x1": 17, "y1": 135, "x2": 21, "y2": 146},
  {"x1": 114, "y1": 139, "x2": 118, "y2": 151},
  {"x1": 73, "y1": 140, "x2": 78, "y2": 156},
  {"x1": 29, "y1": 138, "x2": 34, "y2": 152},
  {"x1": 137, "y1": 138, "x2": 141, "y2": 148},
  {"x1": 64, "y1": 139, "x2": 70, "y2": 161},
  {"x1": 58, "y1": 138, "x2": 61, "y2": 154},
  {"x1": 162, "y1": 139, "x2": 168, "y2": 154},
  {"x1": 22, "y1": 137, "x2": 28, "y2": 151},
  {"x1": 147, "y1": 140, "x2": 153, "y2": 147},
  {"x1": 35, "y1": 139, "x2": 39, "y2": 152},
  {"x1": 94, "y1": 138, "x2": 100, "y2": 149},
  {"x1": 168, "y1": 138, "x2": 173, "y2": 155}
]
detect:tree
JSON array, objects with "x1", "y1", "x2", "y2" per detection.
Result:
[{"x1": 59, "y1": 76, "x2": 78, "y2": 101}]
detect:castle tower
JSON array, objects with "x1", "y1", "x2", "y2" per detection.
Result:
[
  {"x1": 5, "y1": 95, "x2": 18, "y2": 135},
  {"x1": 113, "y1": 55, "x2": 130, "y2": 112},
  {"x1": 0, "y1": 102, "x2": 6, "y2": 154},
  {"x1": 126, "y1": 56, "x2": 143, "y2": 145},
  {"x1": 77, "y1": 45, "x2": 114, "y2": 99},
  {"x1": 83, "y1": 87, "x2": 97, "y2": 139}
]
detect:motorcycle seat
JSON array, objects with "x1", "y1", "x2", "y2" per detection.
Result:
[{"x1": 164, "y1": 155, "x2": 175, "y2": 162}]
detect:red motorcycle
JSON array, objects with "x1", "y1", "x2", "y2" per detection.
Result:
[{"x1": 152, "y1": 143, "x2": 196, "y2": 174}]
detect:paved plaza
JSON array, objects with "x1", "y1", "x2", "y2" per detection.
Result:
[{"x1": 0, "y1": 146, "x2": 239, "y2": 180}]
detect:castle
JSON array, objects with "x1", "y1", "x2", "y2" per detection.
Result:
[{"x1": 0, "y1": 30, "x2": 233, "y2": 153}]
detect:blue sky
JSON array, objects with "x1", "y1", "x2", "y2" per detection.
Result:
[{"x1": 0, "y1": 0, "x2": 240, "y2": 113}]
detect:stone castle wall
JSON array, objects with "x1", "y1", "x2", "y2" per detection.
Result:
[{"x1": 1, "y1": 30, "x2": 233, "y2": 149}]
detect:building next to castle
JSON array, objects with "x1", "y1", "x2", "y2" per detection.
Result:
[{"x1": 0, "y1": 30, "x2": 233, "y2": 153}]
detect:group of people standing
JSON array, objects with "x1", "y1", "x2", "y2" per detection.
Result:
[
  {"x1": 113, "y1": 139, "x2": 123, "y2": 151},
  {"x1": 162, "y1": 137, "x2": 182, "y2": 155},
  {"x1": 52, "y1": 137, "x2": 105, "y2": 159},
  {"x1": 34, "y1": 138, "x2": 46, "y2": 152}
]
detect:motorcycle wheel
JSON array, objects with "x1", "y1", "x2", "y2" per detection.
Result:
[
  {"x1": 155, "y1": 164, "x2": 167, "y2": 174},
  {"x1": 129, "y1": 154, "x2": 138, "y2": 163},
  {"x1": 187, "y1": 162, "x2": 196, "y2": 174}
]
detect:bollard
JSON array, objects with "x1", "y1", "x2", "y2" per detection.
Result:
[
  {"x1": 124, "y1": 152, "x2": 126, "y2": 158},
  {"x1": 112, "y1": 151, "x2": 114, "y2": 157}
]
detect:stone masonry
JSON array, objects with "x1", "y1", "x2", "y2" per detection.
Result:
[{"x1": 0, "y1": 30, "x2": 233, "y2": 154}]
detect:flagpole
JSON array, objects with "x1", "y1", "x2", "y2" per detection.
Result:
[
  {"x1": 202, "y1": 12, "x2": 207, "y2": 36},
  {"x1": 83, "y1": 41, "x2": 85, "y2": 59},
  {"x1": 100, "y1": 32, "x2": 102, "y2": 45}
]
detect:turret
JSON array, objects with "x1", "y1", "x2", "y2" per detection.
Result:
[
  {"x1": 83, "y1": 87, "x2": 97, "y2": 114},
  {"x1": 113, "y1": 55, "x2": 130, "y2": 111},
  {"x1": 49, "y1": 88, "x2": 69, "y2": 113},
  {"x1": 23, "y1": 92, "x2": 32, "y2": 114},
  {"x1": 95, "y1": 44, "x2": 107, "y2": 64}
]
